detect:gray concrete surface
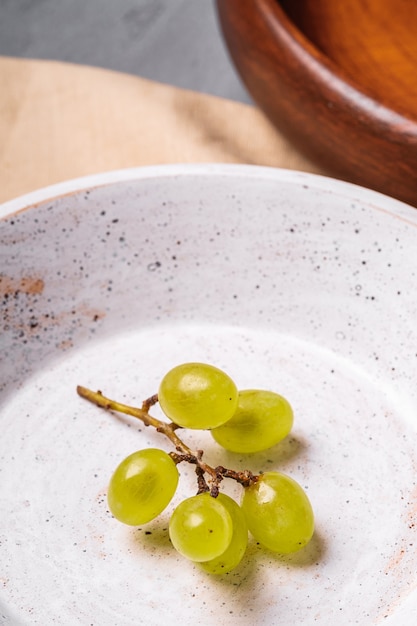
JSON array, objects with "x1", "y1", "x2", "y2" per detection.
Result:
[{"x1": 0, "y1": 0, "x2": 252, "y2": 104}]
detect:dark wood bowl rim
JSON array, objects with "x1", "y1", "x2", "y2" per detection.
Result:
[{"x1": 259, "y1": 0, "x2": 417, "y2": 136}]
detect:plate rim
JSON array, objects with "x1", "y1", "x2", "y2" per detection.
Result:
[{"x1": 1, "y1": 163, "x2": 417, "y2": 225}]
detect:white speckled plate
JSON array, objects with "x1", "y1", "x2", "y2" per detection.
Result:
[{"x1": 1, "y1": 165, "x2": 416, "y2": 625}]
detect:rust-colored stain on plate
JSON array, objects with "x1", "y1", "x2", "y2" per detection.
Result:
[{"x1": 0, "y1": 274, "x2": 45, "y2": 297}]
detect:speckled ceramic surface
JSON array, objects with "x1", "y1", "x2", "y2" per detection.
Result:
[{"x1": 1, "y1": 165, "x2": 416, "y2": 625}]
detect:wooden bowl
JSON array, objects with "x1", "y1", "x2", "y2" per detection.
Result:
[{"x1": 217, "y1": 0, "x2": 417, "y2": 207}]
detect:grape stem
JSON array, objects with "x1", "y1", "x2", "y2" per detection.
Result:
[{"x1": 76, "y1": 385, "x2": 258, "y2": 495}]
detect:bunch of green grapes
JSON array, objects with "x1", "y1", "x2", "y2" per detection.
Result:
[{"x1": 104, "y1": 362, "x2": 314, "y2": 575}]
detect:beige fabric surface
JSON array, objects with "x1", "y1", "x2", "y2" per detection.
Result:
[{"x1": 0, "y1": 56, "x2": 325, "y2": 203}]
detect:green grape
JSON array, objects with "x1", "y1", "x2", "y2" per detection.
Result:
[
  {"x1": 107, "y1": 448, "x2": 179, "y2": 525},
  {"x1": 158, "y1": 362, "x2": 238, "y2": 429},
  {"x1": 169, "y1": 492, "x2": 233, "y2": 562},
  {"x1": 241, "y1": 471, "x2": 314, "y2": 553},
  {"x1": 200, "y1": 493, "x2": 248, "y2": 575},
  {"x1": 211, "y1": 389, "x2": 293, "y2": 453}
]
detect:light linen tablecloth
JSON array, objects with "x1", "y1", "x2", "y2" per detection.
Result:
[{"x1": 0, "y1": 56, "x2": 325, "y2": 203}]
